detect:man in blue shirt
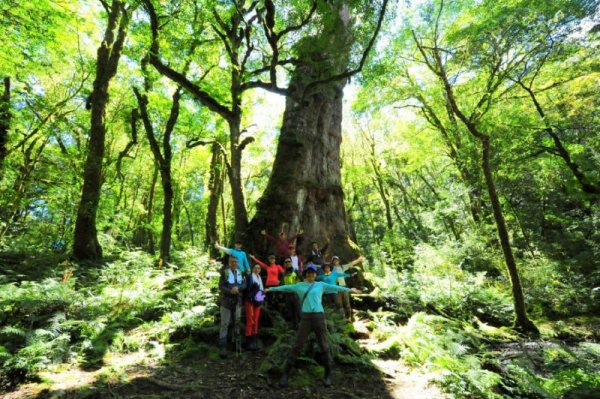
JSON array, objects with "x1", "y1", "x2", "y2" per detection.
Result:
[
  {"x1": 268, "y1": 264, "x2": 359, "y2": 387},
  {"x1": 215, "y1": 240, "x2": 250, "y2": 274}
]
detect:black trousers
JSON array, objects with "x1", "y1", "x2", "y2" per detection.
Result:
[{"x1": 284, "y1": 312, "x2": 332, "y2": 369}]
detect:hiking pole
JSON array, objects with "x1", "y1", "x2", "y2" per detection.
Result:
[{"x1": 234, "y1": 301, "x2": 242, "y2": 356}]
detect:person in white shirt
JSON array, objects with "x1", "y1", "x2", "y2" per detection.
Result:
[{"x1": 331, "y1": 255, "x2": 365, "y2": 320}]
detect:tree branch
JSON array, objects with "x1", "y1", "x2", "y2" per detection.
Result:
[{"x1": 302, "y1": 0, "x2": 389, "y2": 96}]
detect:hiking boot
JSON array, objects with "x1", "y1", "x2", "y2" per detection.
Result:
[
  {"x1": 323, "y1": 364, "x2": 332, "y2": 387},
  {"x1": 244, "y1": 336, "x2": 253, "y2": 351},
  {"x1": 250, "y1": 335, "x2": 259, "y2": 351},
  {"x1": 278, "y1": 373, "x2": 289, "y2": 388},
  {"x1": 219, "y1": 338, "x2": 228, "y2": 359}
]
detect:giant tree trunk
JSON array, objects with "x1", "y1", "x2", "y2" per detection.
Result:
[
  {"x1": 0, "y1": 77, "x2": 10, "y2": 182},
  {"x1": 73, "y1": 1, "x2": 129, "y2": 260},
  {"x1": 250, "y1": 76, "x2": 357, "y2": 260},
  {"x1": 249, "y1": 3, "x2": 358, "y2": 260}
]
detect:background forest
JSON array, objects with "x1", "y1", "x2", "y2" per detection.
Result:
[{"x1": 1, "y1": 0, "x2": 599, "y2": 398}]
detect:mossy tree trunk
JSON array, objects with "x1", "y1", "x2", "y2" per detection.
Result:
[
  {"x1": 0, "y1": 77, "x2": 10, "y2": 182},
  {"x1": 73, "y1": 1, "x2": 130, "y2": 260},
  {"x1": 206, "y1": 141, "x2": 224, "y2": 257},
  {"x1": 249, "y1": 2, "x2": 359, "y2": 261},
  {"x1": 133, "y1": 86, "x2": 181, "y2": 264}
]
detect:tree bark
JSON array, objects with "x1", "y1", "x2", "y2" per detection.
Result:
[
  {"x1": 73, "y1": 1, "x2": 129, "y2": 260},
  {"x1": 133, "y1": 86, "x2": 180, "y2": 263},
  {"x1": 248, "y1": 3, "x2": 358, "y2": 261},
  {"x1": 206, "y1": 142, "x2": 224, "y2": 256},
  {"x1": 0, "y1": 77, "x2": 10, "y2": 182},
  {"x1": 480, "y1": 137, "x2": 538, "y2": 333}
]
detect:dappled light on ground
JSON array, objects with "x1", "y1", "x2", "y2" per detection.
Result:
[{"x1": 3, "y1": 319, "x2": 446, "y2": 399}]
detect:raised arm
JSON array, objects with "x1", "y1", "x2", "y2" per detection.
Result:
[
  {"x1": 322, "y1": 282, "x2": 350, "y2": 294},
  {"x1": 214, "y1": 242, "x2": 232, "y2": 255},
  {"x1": 261, "y1": 230, "x2": 278, "y2": 244},
  {"x1": 342, "y1": 256, "x2": 365, "y2": 271},
  {"x1": 268, "y1": 284, "x2": 297, "y2": 293},
  {"x1": 334, "y1": 272, "x2": 352, "y2": 279},
  {"x1": 241, "y1": 253, "x2": 250, "y2": 272},
  {"x1": 289, "y1": 229, "x2": 304, "y2": 242},
  {"x1": 250, "y1": 255, "x2": 268, "y2": 270}
]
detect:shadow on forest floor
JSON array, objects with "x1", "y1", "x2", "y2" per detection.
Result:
[
  {"x1": 4, "y1": 322, "x2": 445, "y2": 399},
  {"x1": 6, "y1": 346, "x2": 440, "y2": 399}
]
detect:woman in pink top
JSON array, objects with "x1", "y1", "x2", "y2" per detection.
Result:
[{"x1": 250, "y1": 254, "x2": 285, "y2": 287}]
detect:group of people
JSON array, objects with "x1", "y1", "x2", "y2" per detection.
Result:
[{"x1": 214, "y1": 230, "x2": 365, "y2": 387}]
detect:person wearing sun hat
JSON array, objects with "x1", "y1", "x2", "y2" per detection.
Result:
[{"x1": 267, "y1": 264, "x2": 361, "y2": 387}]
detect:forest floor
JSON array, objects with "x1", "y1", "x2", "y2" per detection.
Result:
[{"x1": 2, "y1": 318, "x2": 446, "y2": 399}]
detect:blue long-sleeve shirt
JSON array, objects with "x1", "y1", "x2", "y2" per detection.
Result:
[
  {"x1": 317, "y1": 272, "x2": 351, "y2": 286},
  {"x1": 216, "y1": 245, "x2": 250, "y2": 274},
  {"x1": 269, "y1": 282, "x2": 349, "y2": 313}
]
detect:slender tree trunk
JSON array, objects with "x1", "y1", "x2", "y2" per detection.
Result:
[
  {"x1": 206, "y1": 142, "x2": 224, "y2": 256},
  {"x1": 227, "y1": 113, "x2": 249, "y2": 238},
  {"x1": 413, "y1": 31, "x2": 539, "y2": 333},
  {"x1": 159, "y1": 164, "x2": 174, "y2": 262},
  {"x1": 0, "y1": 77, "x2": 10, "y2": 181},
  {"x1": 133, "y1": 86, "x2": 180, "y2": 263},
  {"x1": 479, "y1": 137, "x2": 538, "y2": 333},
  {"x1": 0, "y1": 136, "x2": 49, "y2": 238},
  {"x1": 133, "y1": 162, "x2": 159, "y2": 254},
  {"x1": 73, "y1": 1, "x2": 129, "y2": 260}
]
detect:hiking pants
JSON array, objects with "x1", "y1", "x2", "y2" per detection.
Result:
[
  {"x1": 338, "y1": 291, "x2": 352, "y2": 320},
  {"x1": 219, "y1": 304, "x2": 242, "y2": 340},
  {"x1": 244, "y1": 300, "x2": 262, "y2": 336},
  {"x1": 285, "y1": 312, "x2": 332, "y2": 369}
]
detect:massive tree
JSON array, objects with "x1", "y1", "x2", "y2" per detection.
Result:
[
  {"x1": 249, "y1": 0, "x2": 388, "y2": 260},
  {"x1": 73, "y1": 1, "x2": 131, "y2": 259},
  {"x1": 143, "y1": 0, "x2": 313, "y2": 241}
]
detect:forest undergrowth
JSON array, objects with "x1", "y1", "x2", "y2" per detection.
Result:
[{"x1": 1, "y1": 237, "x2": 599, "y2": 398}]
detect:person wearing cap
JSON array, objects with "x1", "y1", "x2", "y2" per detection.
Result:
[
  {"x1": 243, "y1": 263, "x2": 265, "y2": 351},
  {"x1": 214, "y1": 240, "x2": 250, "y2": 275},
  {"x1": 267, "y1": 264, "x2": 360, "y2": 388},
  {"x1": 331, "y1": 255, "x2": 365, "y2": 321},
  {"x1": 317, "y1": 262, "x2": 352, "y2": 309},
  {"x1": 250, "y1": 254, "x2": 284, "y2": 287},
  {"x1": 260, "y1": 228, "x2": 303, "y2": 264},
  {"x1": 218, "y1": 256, "x2": 247, "y2": 358}
]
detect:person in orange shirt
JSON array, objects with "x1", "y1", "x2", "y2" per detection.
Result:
[{"x1": 250, "y1": 254, "x2": 284, "y2": 287}]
